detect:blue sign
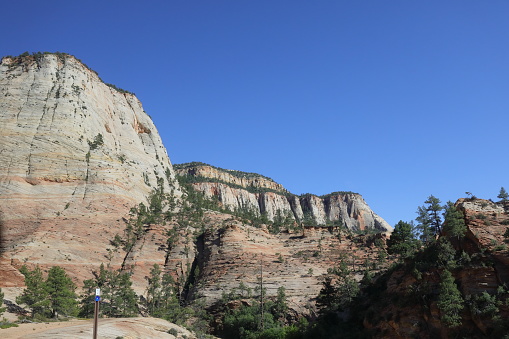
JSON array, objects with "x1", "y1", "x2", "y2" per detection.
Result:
[{"x1": 95, "y1": 296, "x2": 101, "y2": 302}]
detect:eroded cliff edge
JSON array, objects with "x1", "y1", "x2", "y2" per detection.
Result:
[
  {"x1": 0, "y1": 53, "x2": 179, "y2": 285},
  {"x1": 175, "y1": 162, "x2": 392, "y2": 232},
  {"x1": 0, "y1": 53, "x2": 392, "y2": 323}
]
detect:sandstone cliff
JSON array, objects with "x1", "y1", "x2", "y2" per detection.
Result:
[
  {"x1": 175, "y1": 162, "x2": 392, "y2": 232},
  {"x1": 0, "y1": 53, "x2": 398, "y2": 335},
  {"x1": 362, "y1": 198, "x2": 509, "y2": 338},
  {"x1": 192, "y1": 214, "x2": 385, "y2": 316},
  {"x1": 0, "y1": 53, "x2": 179, "y2": 286}
]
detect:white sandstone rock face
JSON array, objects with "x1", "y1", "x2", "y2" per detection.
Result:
[
  {"x1": 175, "y1": 163, "x2": 286, "y2": 192},
  {"x1": 177, "y1": 164, "x2": 392, "y2": 232},
  {"x1": 192, "y1": 182, "x2": 261, "y2": 214},
  {"x1": 322, "y1": 193, "x2": 392, "y2": 231},
  {"x1": 0, "y1": 54, "x2": 179, "y2": 281}
]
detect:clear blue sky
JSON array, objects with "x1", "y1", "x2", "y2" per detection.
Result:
[{"x1": 2, "y1": 1, "x2": 508, "y2": 227}]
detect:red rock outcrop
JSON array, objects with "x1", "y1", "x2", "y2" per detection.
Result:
[{"x1": 363, "y1": 198, "x2": 509, "y2": 338}]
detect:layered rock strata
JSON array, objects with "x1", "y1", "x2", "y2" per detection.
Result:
[
  {"x1": 0, "y1": 53, "x2": 179, "y2": 285},
  {"x1": 176, "y1": 163, "x2": 392, "y2": 232},
  {"x1": 188, "y1": 212, "x2": 388, "y2": 316},
  {"x1": 0, "y1": 53, "x2": 393, "y2": 326},
  {"x1": 364, "y1": 198, "x2": 509, "y2": 338}
]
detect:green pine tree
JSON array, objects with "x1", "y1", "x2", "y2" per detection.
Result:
[
  {"x1": 416, "y1": 205, "x2": 433, "y2": 244},
  {"x1": 443, "y1": 201, "x2": 466, "y2": 240},
  {"x1": 16, "y1": 265, "x2": 51, "y2": 318},
  {"x1": 416, "y1": 195, "x2": 443, "y2": 243},
  {"x1": 146, "y1": 264, "x2": 162, "y2": 316},
  {"x1": 106, "y1": 269, "x2": 138, "y2": 317},
  {"x1": 0, "y1": 288, "x2": 6, "y2": 316},
  {"x1": 425, "y1": 195, "x2": 443, "y2": 235},
  {"x1": 437, "y1": 270, "x2": 464, "y2": 328},
  {"x1": 45, "y1": 266, "x2": 78, "y2": 318},
  {"x1": 436, "y1": 238, "x2": 458, "y2": 269},
  {"x1": 79, "y1": 264, "x2": 137, "y2": 318},
  {"x1": 272, "y1": 286, "x2": 288, "y2": 323},
  {"x1": 316, "y1": 276, "x2": 338, "y2": 314},
  {"x1": 498, "y1": 187, "x2": 509, "y2": 202},
  {"x1": 79, "y1": 279, "x2": 98, "y2": 318},
  {"x1": 386, "y1": 220, "x2": 419, "y2": 257}
]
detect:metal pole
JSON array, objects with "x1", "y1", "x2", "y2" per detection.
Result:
[
  {"x1": 93, "y1": 288, "x2": 101, "y2": 339},
  {"x1": 93, "y1": 299, "x2": 99, "y2": 339}
]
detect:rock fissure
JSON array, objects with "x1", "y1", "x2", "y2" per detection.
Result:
[{"x1": 15, "y1": 70, "x2": 36, "y2": 122}]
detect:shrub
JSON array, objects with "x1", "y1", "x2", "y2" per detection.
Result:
[{"x1": 88, "y1": 134, "x2": 104, "y2": 150}]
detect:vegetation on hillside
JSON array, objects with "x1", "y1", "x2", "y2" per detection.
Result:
[
  {"x1": 3, "y1": 51, "x2": 135, "y2": 95},
  {"x1": 16, "y1": 265, "x2": 78, "y2": 320},
  {"x1": 175, "y1": 162, "x2": 278, "y2": 183},
  {"x1": 10, "y1": 184, "x2": 509, "y2": 338},
  {"x1": 308, "y1": 194, "x2": 509, "y2": 338}
]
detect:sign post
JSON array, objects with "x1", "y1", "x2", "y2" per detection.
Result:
[{"x1": 93, "y1": 288, "x2": 101, "y2": 339}]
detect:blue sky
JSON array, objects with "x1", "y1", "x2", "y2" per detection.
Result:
[{"x1": 2, "y1": 1, "x2": 508, "y2": 227}]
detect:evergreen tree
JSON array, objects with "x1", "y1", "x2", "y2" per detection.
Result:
[
  {"x1": 79, "y1": 279, "x2": 98, "y2": 318},
  {"x1": 0, "y1": 288, "x2": 6, "y2": 317},
  {"x1": 107, "y1": 270, "x2": 138, "y2": 317},
  {"x1": 498, "y1": 187, "x2": 509, "y2": 202},
  {"x1": 416, "y1": 195, "x2": 443, "y2": 243},
  {"x1": 335, "y1": 275, "x2": 360, "y2": 311},
  {"x1": 79, "y1": 263, "x2": 109, "y2": 317},
  {"x1": 79, "y1": 264, "x2": 137, "y2": 318},
  {"x1": 317, "y1": 259, "x2": 360, "y2": 315},
  {"x1": 220, "y1": 285, "x2": 289, "y2": 339},
  {"x1": 436, "y1": 238, "x2": 458, "y2": 269},
  {"x1": 45, "y1": 266, "x2": 78, "y2": 318},
  {"x1": 316, "y1": 277, "x2": 338, "y2": 314},
  {"x1": 272, "y1": 286, "x2": 288, "y2": 323},
  {"x1": 16, "y1": 265, "x2": 50, "y2": 318},
  {"x1": 416, "y1": 205, "x2": 433, "y2": 244},
  {"x1": 160, "y1": 272, "x2": 178, "y2": 310},
  {"x1": 386, "y1": 220, "x2": 419, "y2": 257},
  {"x1": 146, "y1": 264, "x2": 162, "y2": 316},
  {"x1": 437, "y1": 270, "x2": 464, "y2": 328},
  {"x1": 443, "y1": 201, "x2": 466, "y2": 240},
  {"x1": 425, "y1": 195, "x2": 443, "y2": 235}
]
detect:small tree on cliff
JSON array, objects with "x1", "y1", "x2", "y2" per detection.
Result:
[
  {"x1": 426, "y1": 195, "x2": 443, "y2": 235},
  {"x1": 416, "y1": 195, "x2": 443, "y2": 243},
  {"x1": 386, "y1": 220, "x2": 419, "y2": 258},
  {"x1": 498, "y1": 187, "x2": 509, "y2": 202},
  {"x1": 437, "y1": 269, "x2": 464, "y2": 328},
  {"x1": 416, "y1": 205, "x2": 433, "y2": 244},
  {"x1": 317, "y1": 259, "x2": 359, "y2": 314},
  {"x1": 443, "y1": 201, "x2": 467, "y2": 240}
]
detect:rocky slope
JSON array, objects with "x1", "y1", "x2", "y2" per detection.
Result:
[
  {"x1": 0, "y1": 317, "x2": 198, "y2": 339},
  {"x1": 175, "y1": 162, "x2": 392, "y2": 232},
  {"x1": 0, "y1": 53, "x2": 179, "y2": 286},
  {"x1": 362, "y1": 198, "x2": 509, "y2": 338},
  {"x1": 190, "y1": 213, "x2": 388, "y2": 317},
  {"x1": 0, "y1": 53, "x2": 396, "y2": 334}
]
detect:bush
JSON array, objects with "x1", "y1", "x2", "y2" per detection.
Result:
[{"x1": 88, "y1": 134, "x2": 104, "y2": 150}]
